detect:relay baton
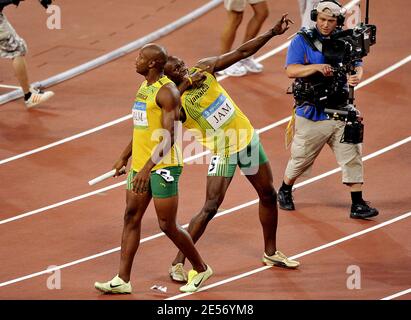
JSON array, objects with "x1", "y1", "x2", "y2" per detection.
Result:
[{"x1": 88, "y1": 167, "x2": 126, "y2": 186}]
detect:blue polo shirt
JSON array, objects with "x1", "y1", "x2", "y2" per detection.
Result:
[{"x1": 286, "y1": 28, "x2": 361, "y2": 121}]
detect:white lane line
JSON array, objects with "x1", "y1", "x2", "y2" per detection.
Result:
[
  {"x1": 1, "y1": 53, "x2": 409, "y2": 222},
  {"x1": 0, "y1": 199, "x2": 261, "y2": 288},
  {"x1": 0, "y1": 136, "x2": 409, "y2": 287},
  {"x1": 0, "y1": 181, "x2": 125, "y2": 225},
  {"x1": 256, "y1": 116, "x2": 291, "y2": 134},
  {"x1": 0, "y1": 115, "x2": 132, "y2": 166},
  {"x1": 167, "y1": 211, "x2": 411, "y2": 300},
  {"x1": 356, "y1": 55, "x2": 411, "y2": 90},
  {"x1": 1, "y1": 97, "x2": 409, "y2": 228},
  {"x1": 0, "y1": 0, "x2": 363, "y2": 166},
  {"x1": 381, "y1": 288, "x2": 411, "y2": 300},
  {"x1": 2, "y1": 51, "x2": 409, "y2": 167}
]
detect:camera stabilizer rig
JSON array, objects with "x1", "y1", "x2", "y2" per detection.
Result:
[
  {"x1": 322, "y1": 0, "x2": 376, "y2": 144},
  {"x1": 291, "y1": 0, "x2": 377, "y2": 144}
]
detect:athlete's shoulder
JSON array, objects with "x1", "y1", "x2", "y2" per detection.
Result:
[
  {"x1": 158, "y1": 75, "x2": 174, "y2": 86},
  {"x1": 157, "y1": 81, "x2": 180, "y2": 109}
]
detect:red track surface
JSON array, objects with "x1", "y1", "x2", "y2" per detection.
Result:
[{"x1": 0, "y1": 0, "x2": 409, "y2": 300}]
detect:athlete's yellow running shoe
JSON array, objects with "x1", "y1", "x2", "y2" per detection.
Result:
[
  {"x1": 169, "y1": 263, "x2": 188, "y2": 282},
  {"x1": 94, "y1": 275, "x2": 132, "y2": 294},
  {"x1": 262, "y1": 251, "x2": 300, "y2": 269},
  {"x1": 179, "y1": 265, "x2": 213, "y2": 293}
]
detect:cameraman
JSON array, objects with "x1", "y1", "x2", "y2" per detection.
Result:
[
  {"x1": 277, "y1": 0, "x2": 378, "y2": 219},
  {"x1": 0, "y1": 0, "x2": 54, "y2": 108}
]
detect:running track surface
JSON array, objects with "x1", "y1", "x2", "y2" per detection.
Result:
[{"x1": 0, "y1": 0, "x2": 410, "y2": 300}]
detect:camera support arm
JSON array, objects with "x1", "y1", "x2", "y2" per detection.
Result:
[
  {"x1": 348, "y1": 65, "x2": 356, "y2": 105},
  {"x1": 365, "y1": 0, "x2": 370, "y2": 24},
  {"x1": 349, "y1": 0, "x2": 371, "y2": 104}
]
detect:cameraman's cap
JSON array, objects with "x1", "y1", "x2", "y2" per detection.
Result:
[{"x1": 316, "y1": 1, "x2": 345, "y2": 17}]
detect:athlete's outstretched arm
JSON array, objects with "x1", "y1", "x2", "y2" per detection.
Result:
[
  {"x1": 132, "y1": 83, "x2": 180, "y2": 194},
  {"x1": 196, "y1": 14, "x2": 293, "y2": 74}
]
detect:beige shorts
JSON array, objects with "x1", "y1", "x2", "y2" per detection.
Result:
[
  {"x1": 224, "y1": 0, "x2": 266, "y2": 12},
  {"x1": 0, "y1": 13, "x2": 27, "y2": 59},
  {"x1": 285, "y1": 115, "x2": 364, "y2": 184}
]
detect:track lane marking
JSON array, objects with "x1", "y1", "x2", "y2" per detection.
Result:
[{"x1": 0, "y1": 136, "x2": 409, "y2": 288}]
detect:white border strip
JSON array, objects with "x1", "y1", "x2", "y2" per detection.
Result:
[
  {"x1": 0, "y1": 0, "x2": 224, "y2": 105},
  {"x1": 0, "y1": 84, "x2": 20, "y2": 89},
  {"x1": 381, "y1": 288, "x2": 411, "y2": 300},
  {"x1": 167, "y1": 211, "x2": 411, "y2": 300},
  {"x1": 0, "y1": 136, "x2": 408, "y2": 287},
  {"x1": 0, "y1": 0, "x2": 367, "y2": 165}
]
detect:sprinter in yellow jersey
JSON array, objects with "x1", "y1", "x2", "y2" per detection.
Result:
[
  {"x1": 94, "y1": 44, "x2": 212, "y2": 294},
  {"x1": 165, "y1": 14, "x2": 300, "y2": 282}
]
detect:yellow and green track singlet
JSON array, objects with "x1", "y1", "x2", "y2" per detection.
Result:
[
  {"x1": 181, "y1": 68, "x2": 254, "y2": 156},
  {"x1": 131, "y1": 75, "x2": 182, "y2": 172}
]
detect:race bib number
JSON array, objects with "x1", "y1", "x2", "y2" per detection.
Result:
[
  {"x1": 155, "y1": 169, "x2": 175, "y2": 182},
  {"x1": 132, "y1": 101, "x2": 148, "y2": 128},
  {"x1": 202, "y1": 94, "x2": 235, "y2": 130},
  {"x1": 208, "y1": 155, "x2": 220, "y2": 175}
]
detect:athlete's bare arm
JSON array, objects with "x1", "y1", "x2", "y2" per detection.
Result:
[
  {"x1": 153, "y1": 83, "x2": 180, "y2": 163},
  {"x1": 132, "y1": 83, "x2": 180, "y2": 193},
  {"x1": 195, "y1": 13, "x2": 294, "y2": 74},
  {"x1": 112, "y1": 139, "x2": 132, "y2": 177}
]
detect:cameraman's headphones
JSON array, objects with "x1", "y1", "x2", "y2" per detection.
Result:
[{"x1": 311, "y1": 0, "x2": 345, "y2": 26}]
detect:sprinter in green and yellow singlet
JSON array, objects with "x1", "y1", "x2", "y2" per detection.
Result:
[
  {"x1": 94, "y1": 43, "x2": 212, "y2": 295},
  {"x1": 165, "y1": 14, "x2": 300, "y2": 281}
]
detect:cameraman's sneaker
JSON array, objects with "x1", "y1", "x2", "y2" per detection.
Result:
[
  {"x1": 223, "y1": 62, "x2": 247, "y2": 77},
  {"x1": 262, "y1": 251, "x2": 300, "y2": 269},
  {"x1": 278, "y1": 188, "x2": 295, "y2": 211},
  {"x1": 179, "y1": 265, "x2": 213, "y2": 293},
  {"x1": 169, "y1": 263, "x2": 187, "y2": 282},
  {"x1": 350, "y1": 202, "x2": 379, "y2": 219},
  {"x1": 241, "y1": 57, "x2": 263, "y2": 73},
  {"x1": 94, "y1": 275, "x2": 132, "y2": 294},
  {"x1": 25, "y1": 88, "x2": 54, "y2": 108}
]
